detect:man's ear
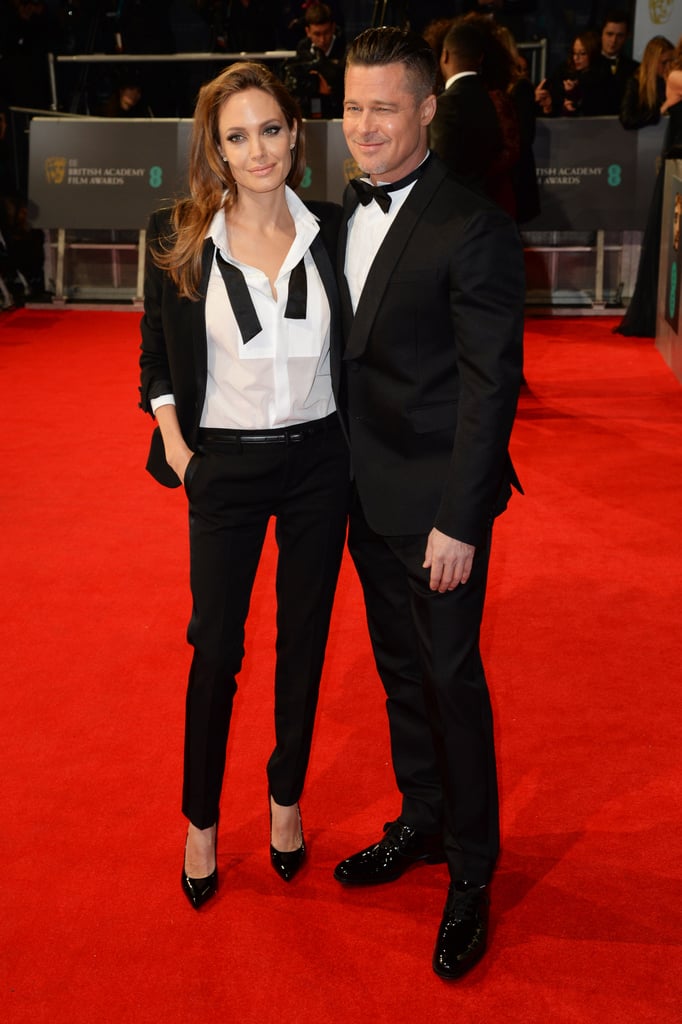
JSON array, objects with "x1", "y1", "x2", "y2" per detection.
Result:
[{"x1": 420, "y1": 93, "x2": 437, "y2": 127}]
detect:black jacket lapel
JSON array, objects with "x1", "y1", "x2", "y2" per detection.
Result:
[
  {"x1": 342, "y1": 158, "x2": 450, "y2": 361},
  {"x1": 188, "y1": 238, "x2": 214, "y2": 445}
]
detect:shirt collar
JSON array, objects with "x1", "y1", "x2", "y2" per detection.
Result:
[
  {"x1": 206, "y1": 186, "x2": 319, "y2": 260},
  {"x1": 445, "y1": 71, "x2": 478, "y2": 90},
  {"x1": 362, "y1": 152, "x2": 430, "y2": 190}
]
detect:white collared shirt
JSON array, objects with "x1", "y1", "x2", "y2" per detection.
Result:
[
  {"x1": 151, "y1": 187, "x2": 334, "y2": 428},
  {"x1": 344, "y1": 155, "x2": 428, "y2": 312}
]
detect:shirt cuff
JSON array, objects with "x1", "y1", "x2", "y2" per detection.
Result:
[{"x1": 150, "y1": 394, "x2": 176, "y2": 414}]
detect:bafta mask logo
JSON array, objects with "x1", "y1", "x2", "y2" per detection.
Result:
[
  {"x1": 650, "y1": 0, "x2": 673, "y2": 24},
  {"x1": 45, "y1": 157, "x2": 67, "y2": 185},
  {"x1": 343, "y1": 156, "x2": 361, "y2": 182}
]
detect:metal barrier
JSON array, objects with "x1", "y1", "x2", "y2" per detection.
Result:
[{"x1": 48, "y1": 51, "x2": 296, "y2": 113}]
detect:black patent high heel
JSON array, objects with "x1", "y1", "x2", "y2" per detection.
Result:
[
  {"x1": 269, "y1": 795, "x2": 306, "y2": 883},
  {"x1": 182, "y1": 824, "x2": 218, "y2": 910}
]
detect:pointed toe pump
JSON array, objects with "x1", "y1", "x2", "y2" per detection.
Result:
[
  {"x1": 181, "y1": 865, "x2": 218, "y2": 909},
  {"x1": 182, "y1": 824, "x2": 218, "y2": 910},
  {"x1": 269, "y1": 797, "x2": 306, "y2": 883}
]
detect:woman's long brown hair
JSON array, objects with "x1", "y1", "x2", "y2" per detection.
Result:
[
  {"x1": 153, "y1": 62, "x2": 306, "y2": 300},
  {"x1": 637, "y1": 35, "x2": 674, "y2": 113}
]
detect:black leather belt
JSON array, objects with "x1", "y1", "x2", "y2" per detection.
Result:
[{"x1": 198, "y1": 413, "x2": 337, "y2": 447}]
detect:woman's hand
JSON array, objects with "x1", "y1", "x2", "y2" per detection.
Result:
[
  {"x1": 166, "y1": 443, "x2": 194, "y2": 484},
  {"x1": 534, "y1": 78, "x2": 552, "y2": 114},
  {"x1": 155, "y1": 403, "x2": 194, "y2": 483}
]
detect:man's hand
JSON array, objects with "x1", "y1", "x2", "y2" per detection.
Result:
[{"x1": 422, "y1": 528, "x2": 475, "y2": 593}]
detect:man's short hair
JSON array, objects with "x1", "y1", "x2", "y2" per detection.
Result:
[
  {"x1": 601, "y1": 9, "x2": 630, "y2": 31},
  {"x1": 305, "y1": 3, "x2": 333, "y2": 27},
  {"x1": 345, "y1": 27, "x2": 437, "y2": 101},
  {"x1": 443, "y1": 21, "x2": 486, "y2": 65}
]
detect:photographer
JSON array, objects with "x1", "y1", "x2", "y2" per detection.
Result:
[{"x1": 283, "y1": 3, "x2": 344, "y2": 118}]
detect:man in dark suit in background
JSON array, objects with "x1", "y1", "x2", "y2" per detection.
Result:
[
  {"x1": 429, "y1": 19, "x2": 503, "y2": 199},
  {"x1": 284, "y1": 2, "x2": 345, "y2": 117},
  {"x1": 332, "y1": 27, "x2": 525, "y2": 980},
  {"x1": 591, "y1": 9, "x2": 638, "y2": 115}
]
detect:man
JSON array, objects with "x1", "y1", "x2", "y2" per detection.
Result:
[
  {"x1": 296, "y1": 1, "x2": 344, "y2": 61},
  {"x1": 591, "y1": 10, "x2": 638, "y2": 115},
  {"x1": 285, "y1": 2, "x2": 345, "y2": 117},
  {"x1": 333, "y1": 28, "x2": 525, "y2": 980},
  {"x1": 429, "y1": 20, "x2": 504, "y2": 199}
]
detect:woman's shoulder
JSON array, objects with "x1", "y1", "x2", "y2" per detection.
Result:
[
  {"x1": 147, "y1": 205, "x2": 176, "y2": 241},
  {"x1": 304, "y1": 199, "x2": 343, "y2": 243},
  {"x1": 301, "y1": 199, "x2": 343, "y2": 259},
  {"x1": 303, "y1": 199, "x2": 343, "y2": 224}
]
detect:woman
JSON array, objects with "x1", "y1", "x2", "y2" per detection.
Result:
[
  {"x1": 535, "y1": 31, "x2": 600, "y2": 117},
  {"x1": 620, "y1": 35, "x2": 674, "y2": 129},
  {"x1": 139, "y1": 62, "x2": 349, "y2": 908},
  {"x1": 615, "y1": 39, "x2": 682, "y2": 337}
]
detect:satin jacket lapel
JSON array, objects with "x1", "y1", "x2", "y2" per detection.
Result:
[
  {"x1": 343, "y1": 159, "x2": 449, "y2": 361},
  {"x1": 309, "y1": 231, "x2": 344, "y2": 409},
  {"x1": 189, "y1": 237, "x2": 214, "y2": 439},
  {"x1": 338, "y1": 186, "x2": 358, "y2": 339}
]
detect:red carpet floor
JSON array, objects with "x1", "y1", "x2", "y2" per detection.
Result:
[{"x1": 1, "y1": 309, "x2": 681, "y2": 1023}]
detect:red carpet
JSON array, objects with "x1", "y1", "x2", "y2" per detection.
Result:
[{"x1": 1, "y1": 309, "x2": 680, "y2": 1023}]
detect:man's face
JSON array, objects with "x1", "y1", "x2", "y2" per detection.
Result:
[
  {"x1": 601, "y1": 22, "x2": 627, "y2": 57},
  {"x1": 343, "y1": 62, "x2": 435, "y2": 183},
  {"x1": 306, "y1": 21, "x2": 335, "y2": 52}
]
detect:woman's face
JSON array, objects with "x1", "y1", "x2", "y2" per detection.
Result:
[
  {"x1": 571, "y1": 39, "x2": 590, "y2": 72},
  {"x1": 217, "y1": 88, "x2": 296, "y2": 197}
]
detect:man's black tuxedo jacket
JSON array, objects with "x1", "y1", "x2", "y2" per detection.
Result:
[
  {"x1": 428, "y1": 74, "x2": 503, "y2": 196},
  {"x1": 591, "y1": 53, "x2": 639, "y2": 116},
  {"x1": 337, "y1": 154, "x2": 525, "y2": 548},
  {"x1": 139, "y1": 201, "x2": 344, "y2": 488}
]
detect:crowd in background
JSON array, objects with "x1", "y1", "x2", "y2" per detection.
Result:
[{"x1": 2, "y1": 0, "x2": 682, "y2": 310}]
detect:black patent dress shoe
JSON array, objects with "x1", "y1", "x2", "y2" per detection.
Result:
[
  {"x1": 181, "y1": 865, "x2": 218, "y2": 910},
  {"x1": 270, "y1": 802, "x2": 306, "y2": 882},
  {"x1": 432, "y1": 880, "x2": 489, "y2": 980},
  {"x1": 333, "y1": 820, "x2": 445, "y2": 885}
]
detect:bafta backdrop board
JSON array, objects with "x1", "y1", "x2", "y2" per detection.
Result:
[
  {"x1": 529, "y1": 117, "x2": 666, "y2": 231},
  {"x1": 29, "y1": 118, "x2": 336, "y2": 229},
  {"x1": 28, "y1": 116, "x2": 666, "y2": 232},
  {"x1": 28, "y1": 118, "x2": 179, "y2": 230}
]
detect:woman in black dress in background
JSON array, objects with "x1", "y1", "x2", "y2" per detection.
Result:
[{"x1": 616, "y1": 41, "x2": 682, "y2": 338}]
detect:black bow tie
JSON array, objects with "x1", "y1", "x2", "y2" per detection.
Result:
[
  {"x1": 216, "y1": 250, "x2": 307, "y2": 343},
  {"x1": 349, "y1": 158, "x2": 430, "y2": 213},
  {"x1": 350, "y1": 178, "x2": 392, "y2": 212}
]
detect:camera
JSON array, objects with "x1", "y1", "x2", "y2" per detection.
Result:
[{"x1": 282, "y1": 53, "x2": 323, "y2": 107}]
